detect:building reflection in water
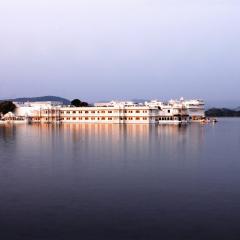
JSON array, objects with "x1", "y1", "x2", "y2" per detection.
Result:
[
  {"x1": 1, "y1": 120, "x2": 240, "y2": 240},
  {"x1": 0, "y1": 123, "x2": 205, "y2": 171}
]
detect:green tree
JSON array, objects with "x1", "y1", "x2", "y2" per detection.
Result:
[
  {"x1": 0, "y1": 101, "x2": 16, "y2": 115},
  {"x1": 71, "y1": 99, "x2": 89, "y2": 107}
]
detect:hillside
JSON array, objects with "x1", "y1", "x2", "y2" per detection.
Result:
[
  {"x1": 1, "y1": 96, "x2": 71, "y2": 105},
  {"x1": 205, "y1": 108, "x2": 240, "y2": 117}
]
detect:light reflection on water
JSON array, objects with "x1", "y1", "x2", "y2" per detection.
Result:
[{"x1": 0, "y1": 119, "x2": 240, "y2": 240}]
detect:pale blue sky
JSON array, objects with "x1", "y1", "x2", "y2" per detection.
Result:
[{"x1": 0, "y1": 0, "x2": 239, "y2": 106}]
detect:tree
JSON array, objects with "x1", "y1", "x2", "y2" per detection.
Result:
[
  {"x1": 71, "y1": 99, "x2": 81, "y2": 107},
  {"x1": 71, "y1": 99, "x2": 89, "y2": 107},
  {"x1": 0, "y1": 101, "x2": 16, "y2": 115}
]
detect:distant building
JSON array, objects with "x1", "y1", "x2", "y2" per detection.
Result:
[
  {"x1": 181, "y1": 99, "x2": 205, "y2": 120},
  {"x1": 168, "y1": 98, "x2": 205, "y2": 121},
  {"x1": 2, "y1": 98, "x2": 205, "y2": 124},
  {"x1": 13, "y1": 101, "x2": 62, "y2": 119}
]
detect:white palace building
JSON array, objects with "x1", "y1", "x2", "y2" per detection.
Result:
[{"x1": 1, "y1": 98, "x2": 206, "y2": 125}]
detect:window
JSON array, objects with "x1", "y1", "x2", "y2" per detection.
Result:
[
  {"x1": 85, "y1": 117, "x2": 89, "y2": 120},
  {"x1": 85, "y1": 111, "x2": 89, "y2": 114},
  {"x1": 79, "y1": 117, "x2": 82, "y2": 120},
  {"x1": 79, "y1": 111, "x2": 82, "y2": 113},
  {"x1": 101, "y1": 111, "x2": 105, "y2": 113},
  {"x1": 136, "y1": 110, "x2": 140, "y2": 113},
  {"x1": 101, "y1": 117, "x2": 105, "y2": 120},
  {"x1": 108, "y1": 111, "x2": 112, "y2": 113},
  {"x1": 67, "y1": 111, "x2": 70, "y2": 114},
  {"x1": 136, "y1": 117, "x2": 140, "y2": 120},
  {"x1": 108, "y1": 117, "x2": 112, "y2": 120},
  {"x1": 168, "y1": 110, "x2": 171, "y2": 113},
  {"x1": 73, "y1": 117, "x2": 76, "y2": 120},
  {"x1": 91, "y1": 111, "x2": 95, "y2": 113},
  {"x1": 73, "y1": 111, "x2": 76, "y2": 114}
]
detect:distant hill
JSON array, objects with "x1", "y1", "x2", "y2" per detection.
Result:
[
  {"x1": 206, "y1": 108, "x2": 240, "y2": 117},
  {"x1": 1, "y1": 96, "x2": 71, "y2": 105}
]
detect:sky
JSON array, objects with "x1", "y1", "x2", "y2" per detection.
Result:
[{"x1": 0, "y1": 0, "x2": 240, "y2": 106}]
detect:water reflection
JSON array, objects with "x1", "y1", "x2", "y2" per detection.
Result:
[
  {"x1": 0, "y1": 123, "x2": 206, "y2": 170},
  {"x1": 1, "y1": 120, "x2": 240, "y2": 239}
]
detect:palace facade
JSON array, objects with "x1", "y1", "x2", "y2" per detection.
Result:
[{"x1": 1, "y1": 99, "x2": 205, "y2": 124}]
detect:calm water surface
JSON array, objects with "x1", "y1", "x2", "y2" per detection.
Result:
[{"x1": 0, "y1": 118, "x2": 240, "y2": 240}]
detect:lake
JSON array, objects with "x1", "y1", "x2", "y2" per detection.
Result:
[{"x1": 0, "y1": 118, "x2": 240, "y2": 240}]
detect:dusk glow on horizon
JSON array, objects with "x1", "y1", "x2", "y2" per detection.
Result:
[{"x1": 0, "y1": 0, "x2": 240, "y2": 106}]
